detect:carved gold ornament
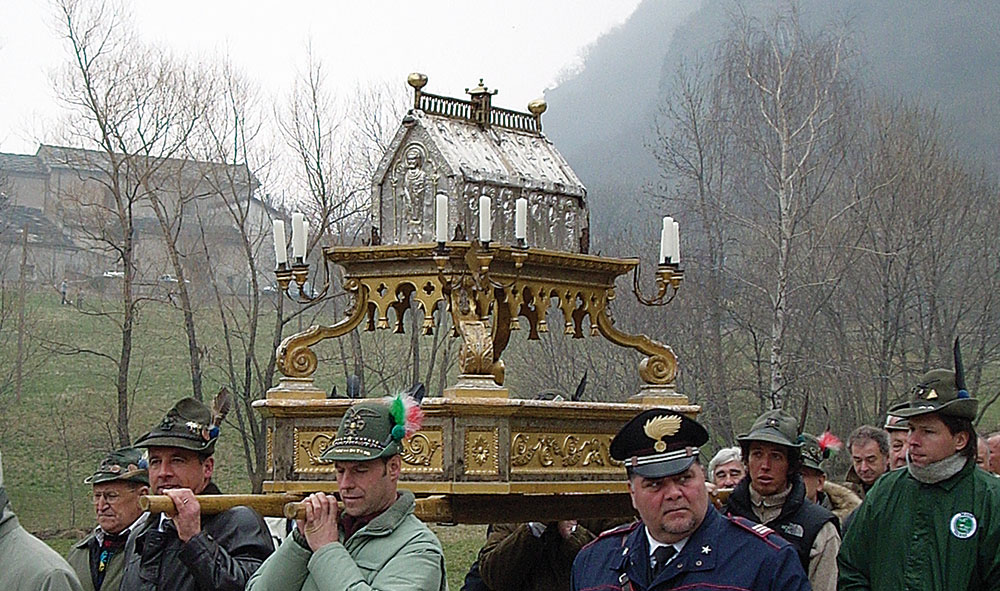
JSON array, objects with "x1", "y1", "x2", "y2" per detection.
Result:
[
  {"x1": 464, "y1": 429, "x2": 500, "y2": 476},
  {"x1": 510, "y1": 432, "x2": 622, "y2": 473},
  {"x1": 644, "y1": 415, "x2": 682, "y2": 452}
]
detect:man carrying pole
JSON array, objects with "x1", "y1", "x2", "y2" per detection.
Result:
[
  {"x1": 120, "y1": 394, "x2": 273, "y2": 591},
  {"x1": 247, "y1": 393, "x2": 446, "y2": 591}
]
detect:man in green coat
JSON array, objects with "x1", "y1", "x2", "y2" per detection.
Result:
[
  {"x1": 838, "y1": 353, "x2": 1000, "y2": 590},
  {"x1": 246, "y1": 395, "x2": 446, "y2": 591},
  {"x1": 0, "y1": 450, "x2": 84, "y2": 591},
  {"x1": 68, "y1": 447, "x2": 149, "y2": 591}
]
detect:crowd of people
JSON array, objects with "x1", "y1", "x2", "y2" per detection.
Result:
[{"x1": 1, "y1": 354, "x2": 999, "y2": 590}]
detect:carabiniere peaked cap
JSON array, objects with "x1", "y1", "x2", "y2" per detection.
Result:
[
  {"x1": 133, "y1": 397, "x2": 219, "y2": 454},
  {"x1": 321, "y1": 401, "x2": 402, "y2": 462},
  {"x1": 610, "y1": 409, "x2": 709, "y2": 479},
  {"x1": 737, "y1": 409, "x2": 803, "y2": 450}
]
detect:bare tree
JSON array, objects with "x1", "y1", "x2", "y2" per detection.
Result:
[
  {"x1": 51, "y1": 0, "x2": 202, "y2": 443},
  {"x1": 723, "y1": 8, "x2": 861, "y2": 409}
]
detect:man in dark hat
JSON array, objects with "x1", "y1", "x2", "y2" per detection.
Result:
[
  {"x1": 68, "y1": 448, "x2": 149, "y2": 591},
  {"x1": 571, "y1": 408, "x2": 810, "y2": 591},
  {"x1": 723, "y1": 409, "x2": 840, "y2": 591},
  {"x1": 0, "y1": 450, "x2": 84, "y2": 591},
  {"x1": 884, "y1": 407, "x2": 909, "y2": 470},
  {"x1": 120, "y1": 396, "x2": 273, "y2": 591},
  {"x1": 839, "y1": 365, "x2": 1000, "y2": 590},
  {"x1": 247, "y1": 395, "x2": 446, "y2": 591},
  {"x1": 799, "y1": 433, "x2": 860, "y2": 525}
]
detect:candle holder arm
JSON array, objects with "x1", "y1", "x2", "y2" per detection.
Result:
[
  {"x1": 593, "y1": 304, "x2": 678, "y2": 385},
  {"x1": 277, "y1": 280, "x2": 370, "y2": 378}
]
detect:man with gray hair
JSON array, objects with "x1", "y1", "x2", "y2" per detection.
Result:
[
  {"x1": 708, "y1": 446, "x2": 745, "y2": 489},
  {"x1": 845, "y1": 426, "x2": 889, "y2": 498},
  {"x1": 0, "y1": 451, "x2": 84, "y2": 591}
]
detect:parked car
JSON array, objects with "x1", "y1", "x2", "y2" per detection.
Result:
[{"x1": 102, "y1": 270, "x2": 124, "y2": 279}]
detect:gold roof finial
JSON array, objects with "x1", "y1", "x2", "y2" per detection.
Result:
[
  {"x1": 527, "y1": 99, "x2": 547, "y2": 115},
  {"x1": 407, "y1": 72, "x2": 428, "y2": 90},
  {"x1": 466, "y1": 79, "x2": 497, "y2": 96}
]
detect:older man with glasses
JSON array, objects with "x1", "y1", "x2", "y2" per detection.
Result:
[{"x1": 68, "y1": 448, "x2": 149, "y2": 591}]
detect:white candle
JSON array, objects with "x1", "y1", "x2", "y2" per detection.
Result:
[
  {"x1": 272, "y1": 220, "x2": 287, "y2": 265},
  {"x1": 479, "y1": 195, "x2": 492, "y2": 243},
  {"x1": 660, "y1": 216, "x2": 673, "y2": 264},
  {"x1": 303, "y1": 221, "x2": 310, "y2": 253},
  {"x1": 672, "y1": 219, "x2": 680, "y2": 265},
  {"x1": 515, "y1": 197, "x2": 527, "y2": 241},
  {"x1": 291, "y1": 212, "x2": 305, "y2": 260},
  {"x1": 436, "y1": 193, "x2": 448, "y2": 242}
]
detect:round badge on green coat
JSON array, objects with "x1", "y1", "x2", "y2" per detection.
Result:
[{"x1": 950, "y1": 512, "x2": 978, "y2": 539}]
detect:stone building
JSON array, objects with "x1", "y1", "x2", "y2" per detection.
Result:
[
  {"x1": 0, "y1": 145, "x2": 268, "y2": 295},
  {"x1": 371, "y1": 74, "x2": 589, "y2": 252}
]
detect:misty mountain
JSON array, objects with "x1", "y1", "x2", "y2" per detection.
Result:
[{"x1": 543, "y1": 0, "x2": 1000, "y2": 229}]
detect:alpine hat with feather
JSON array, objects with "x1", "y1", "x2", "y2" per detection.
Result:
[
  {"x1": 321, "y1": 389, "x2": 425, "y2": 463},
  {"x1": 84, "y1": 447, "x2": 149, "y2": 485},
  {"x1": 133, "y1": 389, "x2": 232, "y2": 455},
  {"x1": 610, "y1": 408, "x2": 709, "y2": 479},
  {"x1": 894, "y1": 338, "x2": 978, "y2": 420}
]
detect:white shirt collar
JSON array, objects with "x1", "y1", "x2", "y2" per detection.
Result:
[{"x1": 645, "y1": 526, "x2": 688, "y2": 564}]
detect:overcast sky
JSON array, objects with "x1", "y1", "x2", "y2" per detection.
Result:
[{"x1": 0, "y1": 0, "x2": 642, "y2": 155}]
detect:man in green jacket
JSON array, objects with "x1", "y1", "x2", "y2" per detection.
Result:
[
  {"x1": 838, "y1": 354, "x2": 1000, "y2": 590},
  {"x1": 0, "y1": 450, "x2": 84, "y2": 591},
  {"x1": 247, "y1": 395, "x2": 446, "y2": 591},
  {"x1": 68, "y1": 447, "x2": 149, "y2": 591}
]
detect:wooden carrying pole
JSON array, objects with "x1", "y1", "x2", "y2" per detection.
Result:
[
  {"x1": 141, "y1": 489, "x2": 729, "y2": 524},
  {"x1": 141, "y1": 492, "x2": 638, "y2": 524}
]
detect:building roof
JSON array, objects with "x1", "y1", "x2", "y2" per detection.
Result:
[
  {"x1": 0, "y1": 152, "x2": 46, "y2": 176},
  {"x1": 373, "y1": 79, "x2": 587, "y2": 201},
  {"x1": 34, "y1": 144, "x2": 260, "y2": 190},
  {"x1": 0, "y1": 205, "x2": 79, "y2": 250}
]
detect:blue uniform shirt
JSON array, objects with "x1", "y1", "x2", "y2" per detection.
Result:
[{"x1": 571, "y1": 506, "x2": 811, "y2": 591}]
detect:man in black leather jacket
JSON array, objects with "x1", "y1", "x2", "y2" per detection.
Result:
[{"x1": 120, "y1": 397, "x2": 273, "y2": 590}]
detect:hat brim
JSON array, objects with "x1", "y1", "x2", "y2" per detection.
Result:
[
  {"x1": 737, "y1": 427, "x2": 803, "y2": 449},
  {"x1": 320, "y1": 441, "x2": 399, "y2": 463},
  {"x1": 133, "y1": 434, "x2": 216, "y2": 453},
  {"x1": 84, "y1": 469, "x2": 149, "y2": 486},
  {"x1": 800, "y1": 460, "x2": 825, "y2": 473},
  {"x1": 630, "y1": 455, "x2": 698, "y2": 480},
  {"x1": 893, "y1": 398, "x2": 978, "y2": 420}
]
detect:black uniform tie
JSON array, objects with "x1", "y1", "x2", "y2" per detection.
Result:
[{"x1": 651, "y1": 544, "x2": 676, "y2": 577}]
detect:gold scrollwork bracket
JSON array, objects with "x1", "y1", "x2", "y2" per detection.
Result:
[
  {"x1": 277, "y1": 279, "x2": 370, "y2": 379},
  {"x1": 594, "y1": 299, "x2": 678, "y2": 387}
]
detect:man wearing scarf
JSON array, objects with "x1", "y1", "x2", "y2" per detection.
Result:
[
  {"x1": 68, "y1": 448, "x2": 149, "y2": 591},
  {"x1": 838, "y1": 345, "x2": 1000, "y2": 590}
]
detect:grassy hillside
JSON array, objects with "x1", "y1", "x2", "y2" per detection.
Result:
[{"x1": 0, "y1": 289, "x2": 485, "y2": 585}]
